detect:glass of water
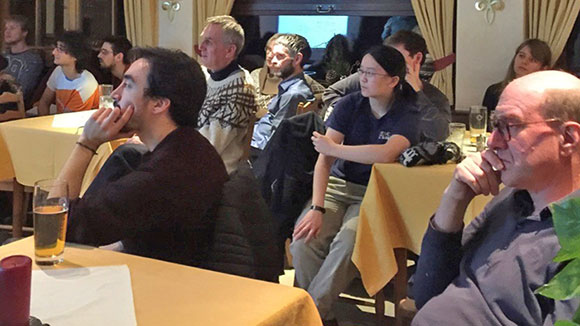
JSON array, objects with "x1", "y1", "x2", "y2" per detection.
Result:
[
  {"x1": 447, "y1": 122, "x2": 466, "y2": 152},
  {"x1": 99, "y1": 84, "x2": 114, "y2": 110}
]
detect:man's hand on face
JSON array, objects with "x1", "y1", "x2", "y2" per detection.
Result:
[
  {"x1": 448, "y1": 150, "x2": 504, "y2": 203},
  {"x1": 405, "y1": 58, "x2": 423, "y2": 92},
  {"x1": 79, "y1": 106, "x2": 135, "y2": 149}
]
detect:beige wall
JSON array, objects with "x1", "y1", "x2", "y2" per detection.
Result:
[
  {"x1": 455, "y1": 0, "x2": 525, "y2": 109},
  {"x1": 157, "y1": 0, "x2": 193, "y2": 56}
]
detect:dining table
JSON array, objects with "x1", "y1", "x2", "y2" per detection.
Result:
[
  {"x1": 352, "y1": 163, "x2": 495, "y2": 297},
  {"x1": 0, "y1": 237, "x2": 323, "y2": 326},
  {"x1": 0, "y1": 111, "x2": 120, "y2": 236},
  {"x1": 0, "y1": 111, "x2": 113, "y2": 192}
]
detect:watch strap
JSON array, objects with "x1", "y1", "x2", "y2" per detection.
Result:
[{"x1": 310, "y1": 205, "x2": 326, "y2": 214}]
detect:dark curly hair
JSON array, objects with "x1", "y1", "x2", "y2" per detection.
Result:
[{"x1": 56, "y1": 31, "x2": 92, "y2": 73}]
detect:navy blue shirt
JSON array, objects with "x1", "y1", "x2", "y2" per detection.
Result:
[
  {"x1": 251, "y1": 73, "x2": 314, "y2": 150},
  {"x1": 326, "y1": 91, "x2": 421, "y2": 185}
]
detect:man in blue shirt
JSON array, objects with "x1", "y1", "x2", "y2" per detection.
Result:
[
  {"x1": 413, "y1": 70, "x2": 580, "y2": 325},
  {"x1": 251, "y1": 33, "x2": 315, "y2": 153}
]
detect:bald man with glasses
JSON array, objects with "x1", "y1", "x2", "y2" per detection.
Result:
[{"x1": 412, "y1": 70, "x2": 580, "y2": 325}]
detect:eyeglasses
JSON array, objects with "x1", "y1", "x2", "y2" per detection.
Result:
[
  {"x1": 54, "y1": 45, "x2": 68, "y2": 53},
  {"x1": 99, "y1": 48, "x2": 113, "y2": 55},
  {"x1": 490, "y1": 113, "x2": 561, "y2": 141},
  {"x1": 357, "y1": 68, "x2": 389, "y2": 79}
]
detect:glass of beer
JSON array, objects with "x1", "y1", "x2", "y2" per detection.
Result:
[
  {"x1": 469, "y1": 106, "x2": 488, "y2": 144},
  {"x1": 33, "y1": 179, "x2": 69, "y2": 265}
]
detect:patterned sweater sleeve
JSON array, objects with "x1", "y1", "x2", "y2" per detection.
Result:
[{"x1": 197, "y1": 74, "x2": 257, "y2": 156}]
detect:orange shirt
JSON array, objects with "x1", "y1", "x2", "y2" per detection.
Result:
[{"x1": 46, "y1": 67, "x2": 99, "y2": 113}]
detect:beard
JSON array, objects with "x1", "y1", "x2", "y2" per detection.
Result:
[{"x1": 277, "y1": 63, "x2": 296, "y2": 80}]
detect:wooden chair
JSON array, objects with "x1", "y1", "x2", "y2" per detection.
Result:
[
  {"x1": 0, "y1": 178, "x2": 33, "y2": 238},
  {"x1": 0, "y1": 90, "x2": 25, "y2": 121},
  {"x1": 296, "y1": 101, "x2": 318, "y2": 116},
  {"x1": 0, "y1": 91, "x2": 31, "y2": 238},
  {"x1": 339, "y1": 248, "x2": 409, "y2": 326}
]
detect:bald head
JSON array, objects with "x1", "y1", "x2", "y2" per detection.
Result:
[{"x1": 499, "y1": 70, "x2": 580, "y2": 121}]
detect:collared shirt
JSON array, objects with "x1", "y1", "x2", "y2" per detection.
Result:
[
  {"x1": 326, "y1": 91, "x2": 421, "y2": 185},
  {"x1": 251, "y1": 73, "x2": 314, "y2": 150},
  {"x1": 413, "y1": 188, "x2": 580, "y2": 326},
  {"x1": 322, "y1": 72, "x2": 451, "y2": 141}
]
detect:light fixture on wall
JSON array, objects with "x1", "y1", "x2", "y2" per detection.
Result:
[
  {"x1": 161, "y1": 1, "x2": 181, "y2": 22},
  {"x1": 475, "y1": 0, "x2": 504, "y2": 25}
]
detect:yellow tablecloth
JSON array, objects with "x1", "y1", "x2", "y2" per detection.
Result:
[
  {"x1": 0, "y1": 132, "x2": 15, "y2": 180},
  {"x1": 352, "y1": 163, "x2": 493, "y2": 296},
  {"x1": 0, "y1": 237, "x2": 322, "y2": 326},
  {"x1": 0, "y1": 111, "x2": 113, "y2": 194}
]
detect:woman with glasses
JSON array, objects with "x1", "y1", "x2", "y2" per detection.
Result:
[
  {"x1": 482, "y1": 39, "x2": 551, "y2": 111},
  {"x1": 290, "y1": 45, "x2": 422, "y2": 324}
]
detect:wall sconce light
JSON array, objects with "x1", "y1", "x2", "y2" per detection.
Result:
[
  {"x1": 161, "y1": 1, "x2": 181, "y2": 22},
  {"x1": 475, "y1": 0, "x2": 504, "y2": 25}
]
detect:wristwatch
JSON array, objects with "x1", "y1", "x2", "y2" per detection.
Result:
[{"x1": 310, "y1": 205, "x2": 326, "y2": 214}]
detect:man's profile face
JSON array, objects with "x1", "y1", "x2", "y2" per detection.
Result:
[
  {"x1": 111, "y1": 58, "x2": 152, "y2": 131},
  {"x1": 266, "y1": 43, "x2": 295, "y2": 79},
  {"x1": 3, "y1": 21, "x2": 27, "y2": 46},
  {"x1": 488, "y1": 82, "x2": 561, "y2": 191},
  {"x1": 98, "y1": 42, "x2": 115, "y2": 69},
  {"x1": 199, "y1": 24, "x2": 234, "y2": 71}
]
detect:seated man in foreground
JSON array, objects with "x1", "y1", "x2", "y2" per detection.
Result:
[
  {"x1": 412, "y1": 70, "x2": 580, "y2": 325},
  {"x1": 58, "y1": 47, "x2": 228, "y2": 266}
]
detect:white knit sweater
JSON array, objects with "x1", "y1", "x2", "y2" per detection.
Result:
[{"x1": 197, "y1": 69, "x2": 257, "y2": 174}]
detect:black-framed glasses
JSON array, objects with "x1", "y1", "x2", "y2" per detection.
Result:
[
  {"x1": 357, "y1": 68, "x2": 389, "y2": 79},
  {"x1": 490, "y1": 113, "x2": 561, "y2": 141}
]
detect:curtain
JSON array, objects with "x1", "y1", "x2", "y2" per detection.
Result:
[
  {"x1": 124, "y1": 0, "x2": 158, "y2": 47},
  {"x1": 64, "y1": 0, "x2": 80, "y2": 31},
  {"x1": 192, "y1": 0, "x2": 236, "y2": 55},
  {"x1": 525, "y1": 0, "x2": 580, "y2": 66},
  {"x1": 411, "y1": 0, "x2": 454, "y2": 104}
]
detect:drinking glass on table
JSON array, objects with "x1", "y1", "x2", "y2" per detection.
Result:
[
  {"x1": 33, "y1": 179, "x2": 69, "y2": 265},
  {"x1": 99, "y1": 84, "x2": 114, "y2": 110},
  {"x1": 447, "y1": 122, "x2": 466, "y2": 152},
  {"x1": 469, "y1": 106, "x2": 488, "y2": 144}
]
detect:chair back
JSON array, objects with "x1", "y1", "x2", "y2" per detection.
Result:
[{"x1": 204, "y1": 161, "x2": 279, "y2": 282}]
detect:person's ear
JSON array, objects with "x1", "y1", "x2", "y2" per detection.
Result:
[
  {"x1": 559, "y1": 122, "x2": 580, "y2": 156},
  {"x1": 388, "y1": 75, "x2": 400, "y2": 89},
  {"x1": 225, "y1": 44, "x2": 237, "y2": 60},
  {"x1": 293, "y1": 52, "x2": 303, "y2": 68},
  {"x1": 115, "y1": 53, "x2": 124, "y2": 63},
  {"x1": 413, "y1": 52, "x2": 423, "y2": 66},
  {"x1": 151, "y1": 97, "x2": 171, "y2": 115}
]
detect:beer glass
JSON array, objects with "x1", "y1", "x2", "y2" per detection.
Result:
[
  {"x1": 469, "y1": 106, "x2": 488, "y2": 143},
  {"x1": 33, "y1": 179, "x2": 69, "y2": 265}
]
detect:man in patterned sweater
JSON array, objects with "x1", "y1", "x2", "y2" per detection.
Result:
[{"x1": 197, "y1": 15, "x2": 257, "y2": 174}]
